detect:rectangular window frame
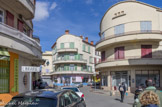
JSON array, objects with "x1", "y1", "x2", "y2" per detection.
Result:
[
  {"x1": 114, "y1": 24, "x2": 124, "y2": 36},
  {"x1": 140, "y1": 21, "x2": 152, "y2": 32},
  {"x1": 0, "y1": 8, "x2": 4, "y2": 23}
]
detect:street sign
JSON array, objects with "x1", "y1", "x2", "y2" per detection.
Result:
[{"x1": 21, "y1": 66, "x2": 40, "y2": 72}]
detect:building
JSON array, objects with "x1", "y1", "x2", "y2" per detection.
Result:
[
  {"x1": 96, "y1": 1, "x2": 162, "y2": 92},
  {"x1": 50, "y1": 30, "x2": 95, "y2": 85},
  {"x1": 0, "y1": 0, "x2": 43, "y2": 105},
  {"x1": 41, "y1": 51, "x2": 53, "y2": 86}
]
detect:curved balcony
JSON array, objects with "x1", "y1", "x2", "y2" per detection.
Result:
[
  {"x1": 96, "y1": 56, "x2": 162, "y2": 69},
  {"x1": 1, "y1": 0, "x2": 35, "y2": 19},
  {"x1": 96, "y1": 30, "x2": 162, "y2": 51},
  {"x1": 53, "y1": 59, "x2": 87, "y2": 64},
  {"x1": 57, "y1": 48, "x2": 78, "y2": 53},
  {"x1": 0, "y1": 22, "x2": 42, "y2": 59},
  {"x1": 50, "y1": 71, "x2": 94, "y2": 75}
]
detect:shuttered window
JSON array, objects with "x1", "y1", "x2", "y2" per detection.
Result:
[
  {"x1": 0, "y1": 60, "x2": 10, "y2": 93},
  {"x1": 17, "y1": 19, "x2": 23, "y2": 32},
  {"x1": 60, "y1": 43, "x2": 64, "y2": 49},
  {"x1": 82, "y1": 44, "x2": 85, "y2": 51},
  {"x1": 88, "y1": 46, "x2": 90, "y2": 53},
  {"x1": 140, "y1": 21, "x2": 152, "y2": 32},
  {"x1": 75, "y1": 64, "x2": 77, "y2": 71},
  {"x1": 141, "y1": 45, "x2": 152, "y2": 58},
  {"x1": 6, "y1": 11, "x2": 14, "y2": 27},
  {"x1": 115, "y1": 47, "x2": 125, "y2": 59},
  {"x1": 70, "y1": 42, "x2": 74, "y2": 49}
]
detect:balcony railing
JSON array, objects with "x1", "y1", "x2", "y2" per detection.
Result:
[
  {"x1": 27, "y1": 0, "x2": 35, "y2": 10},
  {"x1": 0, "y1": 22, "x2": 41, "y2": 49},
  {"x1": 96, "y1": 56, "x2": 162, "y2": 64},
  {"x1": 57, "y1": 48, "x2": 78, "y2": 52},
  {"x1": 50, "y1": 70, "x2": 93, "y2": 74},
  {"x1": 53, "y1": 58, "x2": 87, "y2": 64},
  {"x1": 96, "y1": 30, "x2": 162, "y2": 45}
]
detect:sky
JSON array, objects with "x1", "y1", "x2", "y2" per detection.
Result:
[{"x1": 33, "y1": 0, "x2": 162, "y2": 52}]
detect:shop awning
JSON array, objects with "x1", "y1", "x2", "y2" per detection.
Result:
[{"x1": 0, "y1": 48, "x2": 10, "y2": 56}]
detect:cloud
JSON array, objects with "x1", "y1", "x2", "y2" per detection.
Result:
[
  {"x1": 34, "y1": 1, "x2": 49, "y2": 21},
  {"x1": 50, "y1": 2, "x2": 57, "y2": 10},
  {"x1": 85, "y1": 0, "x2": 93, "y2": 4}
]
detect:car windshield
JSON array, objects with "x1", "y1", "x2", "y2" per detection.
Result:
[
  {"x1": 5, "y1": 97, "x2": 57, "y2": 107},
  {"x1": 63, "y1": 88, "x2": 79, "y2": 92}
]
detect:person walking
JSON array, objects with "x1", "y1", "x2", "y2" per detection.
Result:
[
  {"x1": 119, "y1": 82, "x2": 126, "y2": 102},
  {"x1": 134, "y1": 79, "x2": 162, "y2": 107}
]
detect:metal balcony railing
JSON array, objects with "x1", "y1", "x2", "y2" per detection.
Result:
[
  {"x1": 96, "y1": 30, "x2": 162, "y2": 45},
  {"x1": 53, "y1": 58, "x2": 87, "y2": 63},
  {"x1": 96, "y1": 56, "x2": 162, "y2": 64}
]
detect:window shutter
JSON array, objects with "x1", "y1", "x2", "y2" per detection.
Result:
[
  {"x1": 90, "y1": 66, "x2": 92, "y2": 72},
  {"x1": 94, "y1": 58, "x2": 96, "y2": 64},
  {"x1": 70, "y1": 42, "x2": 74, "y2": 49},
  {"x1": 6, "y1": 11, "x2": 14, "y2": 27},
  {"x1": 64, "y1": 65, "x2": 66, "y2": 71},
  {"x1": 81, "y1": 65, "x2": 83, "y2": 71},
  {"x1": 88, "y1": 46, "x2": 90, "y2": 53},
  {"x1": 67, "y1": 64, "x2": 69, "y2": 71},
  {"x1": 141, "y1": 45, "x2": 152, "y2": 58},
  {"x1": 119, "y1": 47, "x2": 124, "y2": 59},
  {"x1": 75, "y1": 64, "x2": 77, "y2": 71},
  {"x1": 101, "y1": 51, "x2": 105, "y2": 61},
  {"x1": 67, "y1": 54, "x2": 69, "y2": 60},
  {"x1": 75, "y1": 54, "x2": 77, "y2": 60},
  {"x1": 78, "y1": 54, "x2": 80, "y2": 60},
  {"x1": 17, "y1": 19, "x2": 23, "y2": 32},
  {"x1": 61, "y1": 43, "x2": 64, "y2": 49},
  {"x1": 115, "y1": 47, "x2": 119, "y2": 59}
]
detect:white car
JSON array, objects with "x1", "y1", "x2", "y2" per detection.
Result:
[{"x1": 61, "y1": 87, "x2": 85, "y2": 100}]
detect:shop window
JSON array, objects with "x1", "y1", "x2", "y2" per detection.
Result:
[
  {"x1": 115, "y1": 46, "x2": 125, "y2": 60},
  {"x1": 101, "y1": 75, "x2": 108, "y2": 86},
  {"x1": 141, "y1": 45, "x2": 152, "y2": 58},
  {"x1": 0, "y1": 8, "x2": 4, "y2": 23},
  {"x1": 6, "y1": 11, "x2": 14, "y2": 27},
  {"x1": 101, "y1": 51, "x2": 105, "y2": 61},
  {"x1": 140, "y1": 21, "x2": 152, "y2": 32},
  {"x1": 114, "y1": 24, "x2": 124, "y2": 35}
]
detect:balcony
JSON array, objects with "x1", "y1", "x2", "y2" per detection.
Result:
[
  {"x1": 57, "y1": 48, "x2": 78, "y2": 53},
  {"x1": 1, "y1": 0, "x2": 35, "y2": 19},
  {"x1": 50, "y1": 70, "x2": 94, "y2": 75},
  {"x1": 96, "y1": 56, "x2": 162, "y2": 69},
  {"x1": 0, "y1": 22, "x2": 41, "y2": 58},
  {"x1": 53, "y1": 59, "x2": 87, "y2": 64},
  {"x1": 96, "y1": 30, "x2": 162, "y2": 51}
]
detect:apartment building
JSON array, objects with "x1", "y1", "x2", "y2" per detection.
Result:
[
  {"x1": 51, "y1": 30, "x2": 95, "y2": 85},
  {"x1": 0, "y1": 0, "x2": 43, "y2": 105},
  {"x1": 96, "y1": 1, "x2": 162, "y2": 92}
]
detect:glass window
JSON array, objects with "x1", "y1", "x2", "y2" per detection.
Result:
[
  {"x1": 140, "y1": 21, "x2": 152, "y2": 32},
  {"x1": 60, "y1": 43, "x2": 64, "y2": 49},
  {"x1": 60, "y1": 92, "x2": 72, "y2": 107},
  {"x1": 70, "y1": 42, "x2": 74, "y2": 49},
  {"x1": 70, "y1": 64, "x2": 74, "y2": 71},
  {"x1": 70, "y1": 91, "x2": 80, "y2": 103},
  {"x1": 82, "y1": 44, "x2": 85, "y2": 51},
  {"x1": 101, "y1": 75, "x2": 108, "y2": 86},
  {"x1": 70, "y1": 53, "x2": 74, "y2": 60},
  {"x1": 101, "y1": 32, "x2": 105, "y2": 40},
  {"x1": 0, "y1": 9, "x2": 4, "y2": 23},
  {"x1": 114, "y1": 24, "x2": 124, "y2": 35}
]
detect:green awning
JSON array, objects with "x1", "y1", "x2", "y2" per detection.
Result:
[{"x1": 0, "y1": 48, "x2": 10, "y2": 57}]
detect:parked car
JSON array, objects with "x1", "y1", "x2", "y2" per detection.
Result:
[
  {"x1": 5, "y1": 89, "x2": 86, "y2": 107},
  {"x1": 73, "y1": 82, "x2": 83, "y2": 88},
  {"x1": 61, "y1": 87, "x2": 85, "y2": 100}
]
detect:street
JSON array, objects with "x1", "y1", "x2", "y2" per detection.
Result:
[{"x1": 80, "y1": 86, "x2": 134, "y2": 107}]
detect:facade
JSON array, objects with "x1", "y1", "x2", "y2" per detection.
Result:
[
  {"x1": 96, "y1": 1, "x2": 162, "y2": 92},
  {"x1": 0, "y1": 0, "x2": 43, "y2": 105},
  {"x1": 51, "y1": 30, "x2": 95, "y2": 85}
]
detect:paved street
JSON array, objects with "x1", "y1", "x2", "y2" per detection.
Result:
[{"x1": 80, "y1": 86, "x2": 134, "y2": 107}]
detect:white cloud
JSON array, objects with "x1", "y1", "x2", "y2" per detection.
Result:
[
  {"x1": 85, "y1": 0, "x2": 93, "y2": 4},
  {"x1": 34, "y1": 1, "x2": 49, "y2": 21},
  {"x1": 50, "y1": 2, "x2": 57, "y2": 10}
]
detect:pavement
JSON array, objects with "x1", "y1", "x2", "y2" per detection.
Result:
[{"x1": 80, "y1": 86, "x2": 134, "y2": 107}]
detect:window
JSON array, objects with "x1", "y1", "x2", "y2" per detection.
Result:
[
  {"x1": 141, "y1": 45, "x2": 152, "y2": 58},
  {"x1": 70, "y1": 91, "x2": 80, "y2": 103},
  {"x1": 88, "y1": 46, "x2": 90, "y2": 53},
  {"x1": 82, "y1": 44, "x2": 85, "y2": 51},
  {"x1": 70, "y1": 53, "x2": 74, "y2": 60},
  {"x1": 70, "y1": 64, "x2": 74, "y2": 71},
  {"x1": 60, "y1": 65, "x2": 64, "y2": 71},
  {"x1": 140, "y1": 21, "x2": 152, "y2": 32},
  {"x1": 60, "y1": 43, "x2": 64, "y2": 49},
  {"x1": 101, "y1": 51, "x2": 105, "y2": 61},
  {"x1": 6, "y1": 11, "x2": 14, "y2": 27},
  {"x1": 114, "y1": 24, "x2": 124, "y2": 35},
  {"x1": 70, "y1": 42, "x2": 74, "y2": 49},
  {"x1": 17, "y1": 19, "x2": 23, "y2": 32},
  {"x1": 0, "y1": 9, "x2": 4, "y2": 23},
  {"x1": 101, "y1": 75, "x2": 108, "y2": 86},
  {"x1": 101, "y1": 32, "x2": 105, "y2": 40},
  {"x1": 115, "y1": 46, "x2": 125, "y2": 59},
  {"x1": 60, "y1": 92, "x2": 73, "y2": 107}
]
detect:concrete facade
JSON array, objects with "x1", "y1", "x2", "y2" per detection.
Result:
[
  {"x1": 0, "y1": 0, "x2": 43, "y2": 105},
  {"x1": 96, "y1": 1, "x2": 162, "y2": 93}
]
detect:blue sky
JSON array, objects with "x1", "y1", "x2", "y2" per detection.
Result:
[{"x1": 33, "y1": 0, "x2": 162, "y2": 52}]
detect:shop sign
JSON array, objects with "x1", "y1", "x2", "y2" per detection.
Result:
[{"x1": 22, "y1": 66, "x2": 40, "y2": 72}]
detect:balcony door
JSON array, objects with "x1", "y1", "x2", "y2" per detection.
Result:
[
  {"x1": 17, "y1": 19, "x2": 23, "y2": 32},
  {"x1": 6, "y1": 11, "x2": 14, "y2": 27}
]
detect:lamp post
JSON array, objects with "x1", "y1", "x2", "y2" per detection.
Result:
[{"x1": 93, "y1": 73, "x2": 96, "y2": 91}]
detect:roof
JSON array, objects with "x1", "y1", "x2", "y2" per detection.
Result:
[
  {"x1": 13, "y1": 89, "x2": 65, "y2": 100},
  {"x1": 100, "y1": 0, "x2": 162, "y2": 31}
]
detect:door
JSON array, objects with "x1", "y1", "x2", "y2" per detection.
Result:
[{"x1": 6, "y1": 11, "x2": 14, "y2": 27}]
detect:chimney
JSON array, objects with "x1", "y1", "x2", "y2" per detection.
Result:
[
  {"x1": 80, "y1": 35, "x2": 83, "y2": 39},
  {"x1": 91, "y1": 41, "x2": 93, "y2": 45},
  {"x1": 65, "y1": 30, "x2": 69, "y2": 34},
  {"x1": 85, "y1": 37, "x2": 88, "y2": 42}
]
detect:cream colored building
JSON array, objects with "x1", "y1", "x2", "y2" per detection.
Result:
[
  {"x1": 51, "y1": 30, "x2": 95, "y2": 85},
  {"x1": 0, "y1": 0, "x2": 43, "y2": 105},
  {"x1": 96, "y1": 1, "x2": 162, "y2": 92}
]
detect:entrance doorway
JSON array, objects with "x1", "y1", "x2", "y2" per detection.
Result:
[{"x1": 111, "y1": 71, "x2": 128, "y2": 90}]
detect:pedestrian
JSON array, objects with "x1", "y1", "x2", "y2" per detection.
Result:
[
  {"x1": 119, "y1": 82, "x2": 126, "y2": 102},
  {"x1": 134, "y1": 79, "x2": 162, "y2": 107}
]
